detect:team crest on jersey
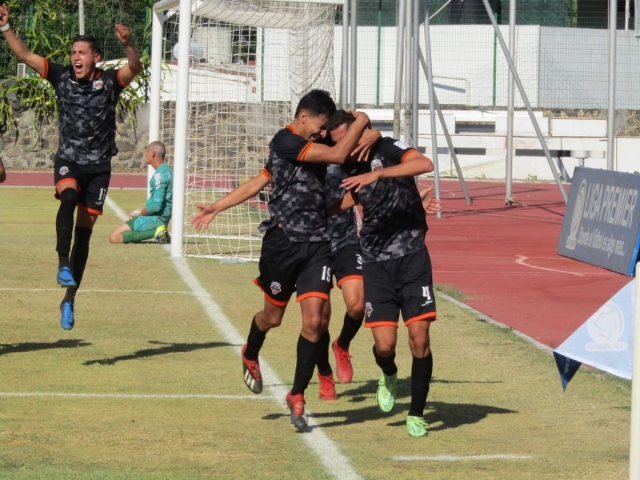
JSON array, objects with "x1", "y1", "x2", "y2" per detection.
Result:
[
  {"x1": 270, "y1": 282, "x2": 282, "y2": 295},
  {"x1": 412, "y1": 230, "x2": 420, "y2": 237},
  {"x1": 59, "y1": 166, "x2": 70, "y2": 176},
  {"x1": 371, "y1": 159, "x2": 383, "y2": 172},
  {"x1": 92, "y1": 79, "x2": 104, "y2": 91},
  {"x1": 365, "y1": 302, "x2": 373, "y2": 318}
]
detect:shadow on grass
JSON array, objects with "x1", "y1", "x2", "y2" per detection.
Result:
[
  {"x1": 83, "y1": 340, "x2": 233, "y2": 366},
  {"x1": 0, "y1": 339, "x2": 92, "y2": 356},
  {"x1": 263, "y1": 377, "x2": 515, "y2": 432}
]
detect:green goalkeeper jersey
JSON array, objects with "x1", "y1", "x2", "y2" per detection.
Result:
[{"x1": 146, "y1": 163, "x2": 173, "y2": 222}]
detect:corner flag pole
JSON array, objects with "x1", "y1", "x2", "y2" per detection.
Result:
[{"x1": 631, "y1": 264, "x2": 640, "y2": 480}]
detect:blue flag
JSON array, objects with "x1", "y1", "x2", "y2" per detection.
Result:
[{"x1": 553, "y1": 280, "x2": 635, "y2": 390}]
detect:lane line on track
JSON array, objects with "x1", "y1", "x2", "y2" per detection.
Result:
[
  {"x1": 104, "y1": 196, "x2": 363, "y2": 480},
  {"x1": 515, "y1": 255, "x2": 584, "y2": 276}
]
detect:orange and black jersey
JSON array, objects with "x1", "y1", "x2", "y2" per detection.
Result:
[
  {"x1": 351, "y1": 137, "x2": 428, "y2": 263},
  {"x1": 325, "y1": 163, "x2": 359, "y2": 253},
  {"x1": 43, "y1": 60, "x2": 127, "y2": 166},
  {"x1": 258, "y1": 126, "x2": 330, "y2": 242}
]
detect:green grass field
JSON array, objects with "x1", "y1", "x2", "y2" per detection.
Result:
[{"x1": 0, "y1": 187, "x2": 632, "y2": 479}]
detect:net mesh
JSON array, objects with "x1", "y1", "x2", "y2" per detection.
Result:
[{"x1": 160, "y1": 0, "x2": 338, "y2": 260}]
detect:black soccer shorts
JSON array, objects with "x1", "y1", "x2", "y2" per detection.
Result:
[
  {"x1": 54, "y1": 159, "x2": 111, "y2": 215},
  {"x1": 331, "y1": 243, "x2": 363, "y2": 288},
  {"x1": 254, "y1": 227, "x2": 332, "y2": 306},
  {"x1": 362, "y1": 248, "x2": 437, "y2": 328}
]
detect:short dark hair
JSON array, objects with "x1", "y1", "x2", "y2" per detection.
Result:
[
  {"x1": 71, "y1": 35, "x2": 103, "y2": 58},
  {"x1": 294, "y1": 89, "x2": 336, "y2": 118},
  {"x1": 327, "y1": 109, "x2": 356, "y2": 131}
]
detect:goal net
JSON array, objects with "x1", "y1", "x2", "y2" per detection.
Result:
[{"x1": 158, "y1": 0, "x2": 340, "y2": 261}]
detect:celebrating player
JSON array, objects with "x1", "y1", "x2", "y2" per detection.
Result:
[{"x1": 0, "y1": 3, "x2": 142, "y2": 330}]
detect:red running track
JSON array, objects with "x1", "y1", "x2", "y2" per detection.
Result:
[
  {"x1": 426, "y1": 179, "x2": 630, "y2": 348},
  {"x1": 3, "y1": 172, "x2": 631, "y2": 348}
]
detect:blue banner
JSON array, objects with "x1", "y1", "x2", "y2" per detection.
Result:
[
  {"x1": 557, "y1": 167, "x2": 640, "y2": 276},
  {"x1": 553, "y1": 280, "x2": 635, "y2": 390}
]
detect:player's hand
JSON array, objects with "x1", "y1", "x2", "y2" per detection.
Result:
[
  {"x1": 341, "y1": 171, "x2": 381, "y2": 193},
  {"x1": 115, "y1": 24, "x2": 132, "y2": 46},
  {"x1": 419, "y1": 185, "x2": 442, "y2": 215},
  {"x1": 128, "y1": 208, "x2": 141, "y2": 219},
  {"x1": 351, "y1": 128, "x2": 381, "y2": 162},
  {"x1": 0, "y1": 4, "x2": 10, "y2": 29},
  {"x1": 191, "y1": 203, "x2": 218, "y2": 230}
]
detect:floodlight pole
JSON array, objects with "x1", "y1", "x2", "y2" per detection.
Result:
[
  {"x1": 480, "y1": 0, "x2": 568, "y2": 204},
  {"x1": 607, "y1": 0, "x2": 617, "y2": 170},
  {"x1": 79, "y1": 0, "x2": 85, "y2": 35},
  {"x1": 505, "y1": 0, "x2": 516, "y2": 205},
  {"x1": 631, "y1": 265, "x2": 640, "y2": 480},
  {"x1": 393, "y1": 0, "x2": 406, "y2": 139}
]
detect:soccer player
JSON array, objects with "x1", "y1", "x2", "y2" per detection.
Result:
[
  {"x1": 193, "y1": 89, "x2": 371, "y2": 431},
  {"x1": 0, "y1": 3, "x2": 142, "y2": 330},
  {"x1": 328, "y1": 110, "x2": 439, "y2": 437},
  {"x1": 109, "y1": 142, "x2": 173, "y2": 245}
]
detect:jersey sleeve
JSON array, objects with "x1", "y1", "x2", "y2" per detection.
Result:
[
  {"x1": 380, "y1": 138, "x2": 417, "y2": 166},
  {"x1": 102, "y1": 68, "x2": 126, "y2": 99},
  {"x1": 261, "y1": 159, "x2": 272, "y2": 180},
  {"x1": 42, "y1": 60, "x2": 66, "y2": 88},
  {"x1": 145, "y1": 171, "x2": 169, "y2": 215},
  {"x1": 271, "y1": 130, "x2": 313, "y2": 163}
]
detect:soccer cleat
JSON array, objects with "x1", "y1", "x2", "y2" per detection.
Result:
[
  {"x1": 332, "y1": 339, "x2": 353, "y2": 384},
  {"x1": 60, "y1": 300, "x2": 75, "y2": 330},
  {"x1": 154, "y1": 226, "x2": 170, "y2": 244},
  {"x1": 317, "y1": 371, "x2": 338, "y2": 401},
  {"x1": 241, "y1": 344, "x2": 263, "y2": 394},
  {"x1": 406, "y1": 415, "x2": 428, "y2": 437},
  {"x1": 57, "y1": 266, "x2": 77, "y2": 288},
  {"x1": 285, "y1": 391, "x2": 308, "y2": 431},
  {"x1": 376, "y1": 372, "x2": 397, "y2": 413}
]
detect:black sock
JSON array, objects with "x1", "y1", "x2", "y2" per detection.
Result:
[
  {"x1": 291, "y1": 335, "x2": 320, "y2": 395},
  {"x1": 337, "y1": 312, "x2": 362, "y2": 350},
  {"x1": 244, "y1": 316, "x2": 266, "y2": 360},
  {"x1": 408, "y1": 352, "x2": 433, "y2": 417},
  {"x1": 56, "y1": 189, "x2": 78, "y2": 269},
  {"x1": 373, "y1": 345, "x2": 398, "y2": 377},
  {"x1": 64, "y1": 226, "x2": 92, "y2": 302},
  {"x1": 316, "y1": 331, "x2": 332, "y2": 376}
]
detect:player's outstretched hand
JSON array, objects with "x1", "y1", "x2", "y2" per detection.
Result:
[
  {"x1": 0, "y1": 3, "x2": 10, "y2": 29},
  {"x1": 351, "y1": 128, "x2": 381, "y2": 162},
  {"x1": 341, "y1": 171, "x2": 380, "y2": 193},
  {"x1": 191, "y1": 203, "x2": 218, "y2": 230},
  {"x1": 115, "y1": 24, "x2": 132, "y2": 46},
  {"x1": 419, "y1": 185, "x2": 442, "y2": 215}
]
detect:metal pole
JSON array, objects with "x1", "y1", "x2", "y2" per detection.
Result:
[
  {"x1": 404, "y1": 0, "x2": 413, "y2": 144},
  {"x1": 506, "y1": 0, "x2": 516, "y2": 205},
  {"x1": 393, "y1": 0, "x2": 406, "y2": 139},
  {"x1": 480, "y1": 0, "x2": 568, "y2": 204},
  {"x1": 423, "y1": 1, "x2": 441, "y2": 218},
  {"x1": 607, "y1": 0, "x2": 617, "y2": 170},
  {"x1": 349, "y1": 0, "x2": 357, "y2": 110},
  {"x1": 630, "y1": 266, "x2": 640, "y2": 480},
  {"x1": 411, "y1": 0, "x2": 419, "y2": 146},
  {"x1": 170, "y1": 0, "x2": 192, "y2": 257},
  {"x1": 340, "y1": 0, "x2": 349, "y2": 109},
  {"x1": 79, "y1": 0, "x2": 85, "y2": 35},
  {"x1": 417, "y1": 46, "x2": 472, "y2": 205},
  {"x1": 625, "y1": 0, "x2": 630, "y2": 30},
  {"x1": 149, "y1": 9, "x2": 164, "y2": 143}
]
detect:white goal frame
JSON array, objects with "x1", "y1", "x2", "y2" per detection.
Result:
[{"x1": 149, "y1": 0, "x2": 345, "y2": 258}]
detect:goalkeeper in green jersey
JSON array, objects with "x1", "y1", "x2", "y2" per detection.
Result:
[{"x1": 109, "y1": 141, "x2": 173, "y2": 244}]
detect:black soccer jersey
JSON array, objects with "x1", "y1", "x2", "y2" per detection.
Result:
[
  {"x1": 258, "y1": 126, "x2": 330, "y2": 242},
  {"x1": 325, "y1": 163, "x2": 359, "y2": 252},
  {"x1": 352, "y1": 137, "x2": 428, "y2": 263},
  {"x1": 43, "y1": 60, "x2": 126, "y2": 166}
]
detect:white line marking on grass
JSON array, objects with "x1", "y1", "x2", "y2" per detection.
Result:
[
  {"x1": 393, "y1": 454, "x2": 536, "y2": 462},
  {"x1": 0, "y1": 392, "x2": 280, "y2": 400},
  {"x1": 515, "y1": 255, "x2": 584, "y2": 276},
  {"x1": 105, "y1": 197, "x2": 363, "y2": 480},
  {"x1": 0, "y1": 287, "x2": 193, "y2": 295}
]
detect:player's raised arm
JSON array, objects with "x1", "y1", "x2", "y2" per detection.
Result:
[
  {"x1": 114, "y1": 24, "x2": 142, "y2": 86},
  {"x1": 303, "y1": 111, "x2": 371, "y2": 164},
  {"x1": 0, "y1": 3, "x2": 46, "y2": 77},
  {"x1": 192, "y1": 171, "x2": 271, "y2": 230}
]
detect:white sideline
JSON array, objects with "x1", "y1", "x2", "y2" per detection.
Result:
[
  {"x1": 393, "y1": 454, "x2": 536, "y2": 462},
  {"x1": 0, "y1": 392, "x2": 280, "y2": 401},
  {"x1": 105, "y1": 196, "x2": 363, "y2": 480}
]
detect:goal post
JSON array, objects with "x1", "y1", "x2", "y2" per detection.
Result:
[{"x1": 149, "y1": 0, "x2": 343, "y2": 260}]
